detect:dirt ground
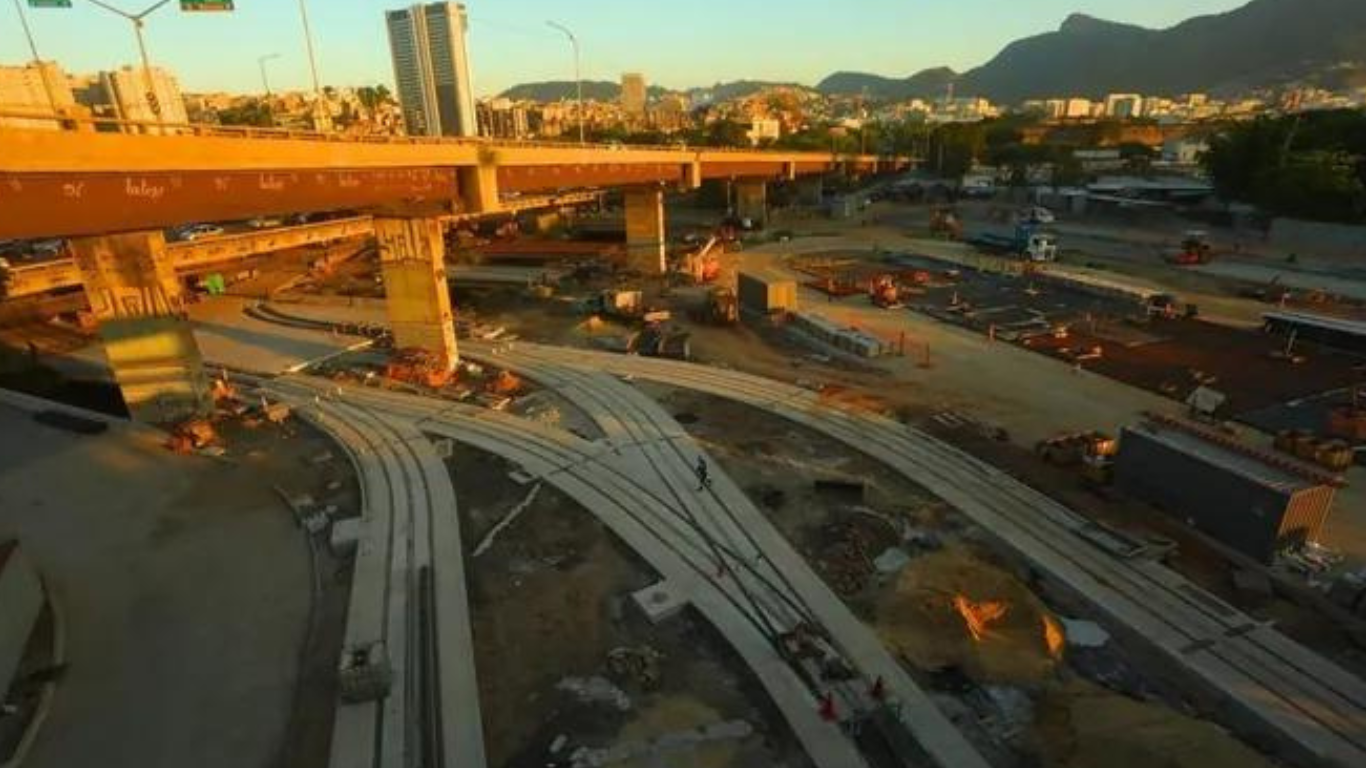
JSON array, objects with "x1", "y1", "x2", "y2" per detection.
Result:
[
  {"x1": 877, "y1": 544, "x2": 1063, "y2": 687},
  {"x1": 1031, "y1": 679, "x2": 1275, "y2": 768},
  {"x1": 446, "y1": 445, "x2": 811, "y2": 768},
  {"x1": 929, "y1": 418, "x2": 1366, "y2": 681},
  {"x1": 213, "y1": 410, "x2": 362, "y2": 768},
  {"x1": 628, "y1": 381, "x2": 1292, "y2": 768}
]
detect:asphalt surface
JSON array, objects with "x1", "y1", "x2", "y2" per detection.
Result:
[{"x1": 0, "y1": 393, "x2": 309, "y2": 768}]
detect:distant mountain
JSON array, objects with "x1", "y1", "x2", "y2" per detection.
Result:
[
  {"x1": 957, "y1": 0, "x2": 1366, "y2": 102},
  {"x1": 499, "y1": 80, "x2": 620, "y2": 102},
  {"x1": 501, "y1": 0, "x2": 1366, "y2": 107},
  {"x1": 817, "y1": 67, "x2": 957, "y2": 100},
  {"x1": 689, "y1": 80, "x2": 808, "y2": 102},
  {"x1": 819, "y1": 0, "x2": 1366, "y2": 103},
  {"x1": 499, "y1": 78, "x2": 804, "y2": 105}
]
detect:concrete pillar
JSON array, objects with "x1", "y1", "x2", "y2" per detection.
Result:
[
  {"x1": 458, "y1": 162, "x2": 500, "y2": 215},
  {"x1": 623, "y1": 188, "x2": 666, "y2": 275},
  {"x1": 374, "y1": 217, "x2": 458, "y2": 372},
  {"x1": 70, "y1": 230, "x2": 210, "y2": 423},
  {"x1": 797, "y1": 176, "x2": 824, "y2": 207},
  {"x1": 679, "y1": 161, "x2": 702, "y2": 191},
  {"x1": 734, "y1": 180, "x2": 768, "y2": 226}
]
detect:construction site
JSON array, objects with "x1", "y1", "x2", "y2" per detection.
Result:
[{"x1": 5, "y1": 178, "x2": 1366, "y2": 768}]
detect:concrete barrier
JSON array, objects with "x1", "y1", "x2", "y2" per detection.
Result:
[{"x1": 1269, "y1": 218, "x2": 1366, "y2": 261}]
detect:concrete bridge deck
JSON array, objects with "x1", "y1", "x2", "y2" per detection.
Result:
[{"x1": 0, "y1": 120, "x2": 902, "y2": 239}]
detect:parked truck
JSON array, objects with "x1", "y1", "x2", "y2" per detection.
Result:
[{"x1": 969, "y1": 222, "x2": 1059, "y2": 262}]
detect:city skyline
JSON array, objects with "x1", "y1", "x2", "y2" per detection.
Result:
[{"x1": 2, "y1": 0, "x2": 1250, "y2": 96}]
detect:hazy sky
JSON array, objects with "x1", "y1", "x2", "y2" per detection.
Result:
[{"x1": 3, "y1": 0, "x2": 1251, "y2": 96}]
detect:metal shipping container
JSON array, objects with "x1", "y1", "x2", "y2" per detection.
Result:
[
  {"x1": 1114, "y1": 420, "x2": 1338, "y2": 563},
  {"x1": 737, "y1": 270, "x2": 798, "y2": 316}
]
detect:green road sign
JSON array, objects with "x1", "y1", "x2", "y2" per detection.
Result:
[
  {"x1": 27, "y1": 1, "x2": 74, "y2": 9},
  {"x1": 180, "y1": 1, "x2": 235, "y2": 10}
]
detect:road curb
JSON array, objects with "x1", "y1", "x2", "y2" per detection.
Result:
[{"x1": 1, "y1": 575, "x2": 67, "y2": 768}]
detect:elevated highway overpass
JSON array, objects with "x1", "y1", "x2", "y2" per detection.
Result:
[
  {"x1": 0, "y1": 118, "x2": 906, "y2": 421},
  {"x1": 3, "y1": 190, "x2": 604, "y2": 299},
  {"x1": 0, "y1": 117, "x2": 899, "y2": 240}
]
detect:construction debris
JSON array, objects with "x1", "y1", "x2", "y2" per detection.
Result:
[
  {"x1": 1058, "y1": 618, "x2": 1109, "y2": 649},
  {"x1": 338, "y1": 642, "x2": 392, "y2": 703},
  {"x1": 166, "y1": 418, "x2": 217, "y2": 453},
  {"x1": 385, "y1": 347, "x2": 453, "y2": 389},
  {"x1": 606, "y1": 645, "x2": 664, "y2": 689},
  {"x1": 556, "y1": 676, "x2": 632, "y2": 712}
]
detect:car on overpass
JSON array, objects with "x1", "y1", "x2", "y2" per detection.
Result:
[{"x1": 174, "y1": 224, "x2": 226, "y2": 242}]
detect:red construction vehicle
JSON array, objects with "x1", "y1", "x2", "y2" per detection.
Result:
[
  {"x1": 869, "y1": 275, "x2": 903, "y2": 309},
  {"x1": 1164, "y1": 231, "x2": 1213, "y2": 266}
]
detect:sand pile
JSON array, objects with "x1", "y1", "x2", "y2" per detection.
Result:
[
  {"x1": 876, "y1": 544, "x2": 1062, "y2": 685},
  {"x1": 1031, "y1": 680, "x2": 1274, "y2": 768}
]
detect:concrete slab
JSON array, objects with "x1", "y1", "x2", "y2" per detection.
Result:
[{"x1": 0, "y1": 397, "x2": 310, "y2": 768}]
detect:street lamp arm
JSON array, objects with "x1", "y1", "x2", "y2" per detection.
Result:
[
  {"x1": 134, "y1": 0, "x2": 174, "y2": 21},
  {"x1": 84, "y1": 0, "x2": 136, "y2": 20},
  {"x1": 546, "y1": 19, "x2": 585, "y2": 145},
  {"x1": 545, "y1": 20, "x2": 576, "y2": 44}
]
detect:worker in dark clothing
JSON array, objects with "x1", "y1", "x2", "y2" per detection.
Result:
[{"x1": 696, "y1": 456, "x2": 712, "y2": 491}]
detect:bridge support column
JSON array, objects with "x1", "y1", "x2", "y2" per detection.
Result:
[
  {"x1": 796, "y1": 176, "x2": 824, "y2": 207},
  {"x1": 458, "y1": 162, "x2": 501, "y2": 215},
  {"x1": 375, "y1": 217, "x2": 458, "y2": 372},
  {"x1": 679, "y1": 161, "x2": 702, "y2": 191},
  {"x1": 734, "y1": 180, "x2": 768, "y2": 226},
  {"x1": 624, "y1": 188, "x2": 666, "y2": 275},
  {"x1": 70, "y1": 230, "x2": 210, "y2": 423}
]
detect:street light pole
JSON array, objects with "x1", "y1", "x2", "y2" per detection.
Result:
[
  {"x1": 546, "y1": 20, "x2": 584, "y2": 145},
  {"x1": 296, "y1": 0, "x2": 327, "y2": 131},
  {"x1": 11, "y1": 0, "x2": 61, "y2": 122},
  {"x1": 85, "y1": 0, "x2": 175, "y2": 129},
  {"x1": 257, "y1": 53, "x2": 281, "y2": 96}
]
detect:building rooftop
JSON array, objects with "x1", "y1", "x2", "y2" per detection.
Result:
[
  {"x1": 1128, "y1": 419, "x2": 1333, "y2": 494},
  {"x1": 1264, "y1": 310, "x2": 1366, "y2": 339}
]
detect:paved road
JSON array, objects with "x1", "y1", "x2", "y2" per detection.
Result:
[
  {"x1": 0, "y1": 390, "x2": 309, "y2": 768},
  {"x1": 465, "y1": 340, "x2": 1366, "y2": 768}
]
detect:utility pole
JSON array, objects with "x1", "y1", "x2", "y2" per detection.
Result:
[
  {"x1": 85, "y1": 0, "x2": 175, "y2": 130},
  {"x1": 546, "y1": 20, "x2": 584, "y2": 145},
  {"x1": 11, "y1": 0, "x2": 61, "y2": 123},
  {"x1": 296, "y1": 0, "x2": 328, "y2": 131}
]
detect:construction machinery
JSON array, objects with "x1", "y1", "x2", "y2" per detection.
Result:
[
  {"x1": 1036, "y1": 431, "x2": 1118, "y2": 485},
  {"x1": 677, "y1": 235, "x2": 722, "y2": 284},
  {"x1": 868, "y1": 275, "x2": 904, "y2": 309},
  {"x1": 929, "y1": 207, "x2": 963, "y2": 240},
  {"x1": 969, "y1": 222, "x2": 1059, "y2": 262},
  {"x1": 1163, "y1": 230, "x2": 1213, "y2": 266},
  {"x1": 588, "y1": 288, "x2": 644, "y2": 319},
  {"x1": 705, "y1": 286, "x2": 739, "y2": 325},
  {"x1": 633, "y1": 323, "x2": 691, "y2": 360}
]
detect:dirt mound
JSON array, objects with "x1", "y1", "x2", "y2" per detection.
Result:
[
  {"x1": 1031, "y1": 680, "x2": 1274, "y2": 768},
  {"x1": 876, "y1": 544, "x2": 1062, "y2": 685}
]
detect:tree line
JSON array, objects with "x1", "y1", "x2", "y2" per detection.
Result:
[{"x1": 1202, "y1": 110, "x2": 1366, "y2": 223}]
